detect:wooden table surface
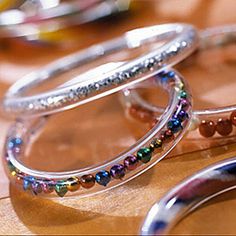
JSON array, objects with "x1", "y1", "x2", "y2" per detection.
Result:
[{"x1": 0, "y1": 0, "x2": 236, "y2": 235}]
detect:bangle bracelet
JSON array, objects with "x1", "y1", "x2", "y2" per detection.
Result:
[
  {"x1": 0, "y1": 0, "x2": 130, "y2": 39},
  {"x1": 122, "y1": 25, "x2": 236, "y2": 139},
  {"x1": 2, "y1": 23, "x2": 198, "y2": 117},
  {"x1": 4, "y1": 69, "x2": 192, "y2": 198},
  {"x1": 141, "y1": 157, "x2": 236, "y2": 235}
]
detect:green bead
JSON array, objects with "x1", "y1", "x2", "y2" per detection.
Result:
[
  {"x1": 180, "y1": 91, "x2": 187, "y2": 99},
  {"x1": 55, "y1": 181, "x2": 68, "y2": 197},
  {"x1": 137, "y1": 148, "x2": 152, "y2": 163}
]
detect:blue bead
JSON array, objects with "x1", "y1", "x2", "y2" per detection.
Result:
[
  {"x1": 8, "y1": 137, "x2": 23, "y2": 149},
  {"x1": 167, "y1": 71, "x2": 175, "y2": 78},
  {"x1": 95, "y1": 171, "x2": 111, "y2": 186},
  {"x1": 167, "y1": 118, "x2": 182, "y2": 133}
]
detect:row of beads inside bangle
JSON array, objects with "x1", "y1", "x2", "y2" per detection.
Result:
[
  {"x1": 5, "y1": 71, "x2": 190, "y2": 197},
  {"x1": 129, "y1": 101, "x2": 236, "y2": 138}
]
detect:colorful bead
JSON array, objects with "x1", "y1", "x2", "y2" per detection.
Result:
[
  {"x1": 179, "y1": 91, "x2": 187, "y2": 99},
  {"x1": 124, "y1": 155, "x2": 139, "y2": 171},
  {"x1": 167, "y1": 118, "x2": 182, "y2": 133},
  {"x1": 110, "y1": 164, "x2": 125, "y2": 179},
  {"x1": 80, "y1": 174, "x2": 95, "y2": 189},
  {"x1": 7, "y1": 161, "x2": 16, "y2": 172},
  {"x1": 8, "y1": 137, "x2": 23, "y2": 149},
  {"x1": 67, "y1": 177, "x2": 80, "y2": 192},
  {"x1": 42, "y1": 180, "x2": 54, "y2": 193},
  {"x1": 163, "y1": 129, "x2": 174, "y2": 142},
  {"x1": 137, "y1": 147, "x2": 152, "y2": 163},
  {"x1": 151, "y1": 138, "x2": 162, "y2": 149},
  {"x1": 199, "y1": 120, "x2": 216, "y2": 138},
  {"x1": 230, "y1": 111, "x2": 236, "y2": 126},
  {"x1": 23, "y1": 176, "x2": 35, "y2": 191},
  {"x1": 55, "y1": 181, "x2": 68, "y2": 197},
  {"x1": 216, "y1": 118, "x2": 233, "y2": 136},
  {"x1": 31, "y1": 182, "x2": 43, "y2": 195},
  {"x1": 175, "y1": 110, "x2": 188, "y2": 121},
  {"x1": 178, "y1": 99, "x2": 190, "y2": 111},
  {"x1": 95, "y1": 171, "x2": 111, "y2": 186}
]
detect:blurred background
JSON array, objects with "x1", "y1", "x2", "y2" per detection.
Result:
[{"x1": 0, "y1": 0, "x2": 235, "y2": 235}]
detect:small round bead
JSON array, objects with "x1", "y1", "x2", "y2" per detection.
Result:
[
  {"x1": 67, "y1": 177, "x2": 80, "y2": 192},
  {"x1": 167, "y1": 71, "x2": 175, "y2": 78},
  {"x1": 31, "y1": 182, "x2": 43, "y2": 195},
  {"x1": 8, "y1": 137, "x2": 23, "y2": 149},
  {"x1": 216, "y1": 118, "x2": 233, "y2": 136},
  {"x1": 124, "y1": 155, "x2": 138, "y2": 171},
  {"x1": 175, "y1": 110, "x2": 188, "y2": 122},
  {"x1": 55, "y1": 181, "x2": 68, "y2": 197},
  {"x1": 179, "y1": 91, "x2": 187, "y2": 99},
  {"x1": 95, "y1": 171, "x2": 111, "y2": 186},
  {"x1": 137, "y1": 147, "x2": 152, "y2": 163},
  {"x1": 199, "y1": 120, "x2": 216, "y2": 138},
  {"x1": 129, "y1": 104, "x2": 155, "y2": 123},
  {"x1": 80, "y1": 174, "x2": 95, "y2": 189},
  {"x1": 110, "y1": 164, "x2": 125, "y2": 179},
  {"x1": 151, "y1": 138, "x2": 162, "y2": 149},
  {"x1": 163, "y1": 129, "x2": 174, "y2": 142},
  {"x1": 178, "y1": 99, "x2": 190, "y2": 111},
  {"x1": 42, "y1": 180, "x2": 54, "y2": 193},
  {"x1": 230, "y1": 111, "x2": 236, "y2": 126},
  {"x1": 167, "y1": 118, "x2": 182, "y2": 133}
]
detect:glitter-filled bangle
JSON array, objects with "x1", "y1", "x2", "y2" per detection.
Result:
[
  {"x1": 2, "y1": 23, "x2": 198, "y2": 117},
  {"x1": 122, "y1": 25, "x2": 236, "y2": 139},
  {"x1": 141, "y1": 157, "x2": 236, "y2": 235},
  {"x1": 4, "y1": 69, "x2": 192, "y2": 198},
  {"x1": 0, "y1": 0, "x2": 130, "y2": 39}
]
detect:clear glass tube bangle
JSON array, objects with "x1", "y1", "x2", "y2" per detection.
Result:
[
  {"x1": 122, "y1": 24, "x2": 236, "y2": 140},
  {"x1": 141, "y1": 157, "x2": 236, "y2": 235},
  {"x1": 3, "y1": 69, "x2": 192, "y2": 198},
  {"x1": 2, "y1": 23, "x2": 198, "y2": 117}
]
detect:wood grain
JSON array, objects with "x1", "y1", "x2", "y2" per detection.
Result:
[{"x1": 0, "y1": 0, "x2": 236, "y2": 234}]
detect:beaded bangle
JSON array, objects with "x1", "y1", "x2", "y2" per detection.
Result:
[
  {"x1": 2, "y1": 23, "x2": 198, "y2": 117},
  {"x1": 141, "y1": 157, "x2": 236, "y2": 235},
  {"x1": 0, "y1": 0, "x2": 129, "y2": 39},
  {"x1": 122, "y1": 25, "x2": 236, "y2": 139},
  {"x1": 4, "y1": 69, "x2": 192, "y2": 198}
]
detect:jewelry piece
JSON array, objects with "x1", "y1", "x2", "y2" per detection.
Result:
[
  {"x1": 4, "y1": 69, "x2": 192, "y2": 197},
  {"x1": 2, "y1": 23, "x2": 198, "y2": 117},
  {"x1": 141, "y1": 157, "x2": 236, "y2": 235},
  {"x1": 123, "y1": 24, "x2": 236, "y2": 139},
  {"x1": 0, "y1": 0, "x2": 130, "y2": 39}
]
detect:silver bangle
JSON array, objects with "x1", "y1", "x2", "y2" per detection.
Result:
[{"x1": 2, "y1": 23, "x2": 198, "y2": 117}]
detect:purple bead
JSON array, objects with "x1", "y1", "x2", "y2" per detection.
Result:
[
  {"x1": 110, "y1": 164, "x2": 125, "y2": 179},
  {"x1": 178, "y1": 99, "x2": 190, "y2": 111},
  {"x1": 124, "y1": 155, "x2": 138, "y2": 171},
  {"x1": 31, "y1": 182, "x2": 42, "y2": 195},
  {"x1": 175, "y1": 110, "x2": 188, "y2": 122}
]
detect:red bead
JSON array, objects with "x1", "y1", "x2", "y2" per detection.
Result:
[
  {"x1": 199, "y1": 120, "x2": 216, "y2": 138},
  {"x1": 230, "y1": 111, "x2": 236, "y2": 126},
  {"x1": 216, "y1": 118, "x2": 233, "y2": 136},
  {"x1": 80, "y1": 174, "x2": 95, "y2": 189}
]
